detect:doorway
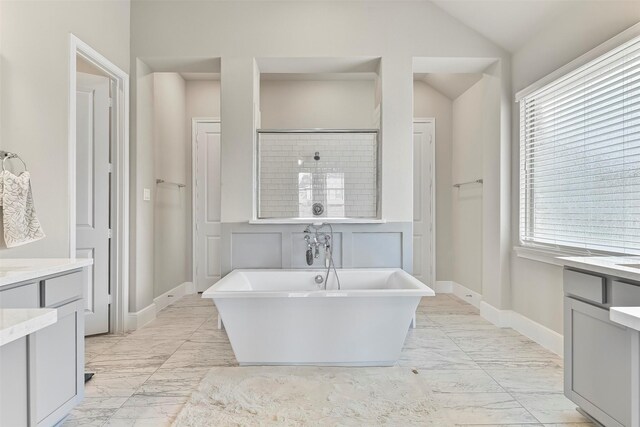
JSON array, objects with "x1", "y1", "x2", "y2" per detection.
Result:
[
  {"x1": 69, "y1": 35, "x2": 129, "y2": 335},
  {"x1": 413, "y1": 119, "x2": 436, "y2": 286}
]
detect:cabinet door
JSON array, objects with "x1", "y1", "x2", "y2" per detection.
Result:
[
  {"x1": 565, "y1": 297, "x2": 631, "y2": 426},
  {"x1": 33, "y1": 299, "x2": 83, "y2": 426},
  {"x1": 0, "y1": 337, "x2": 29, "y2": 426}
]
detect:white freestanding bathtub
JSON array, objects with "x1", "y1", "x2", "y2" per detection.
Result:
[{"x1": 202, "y1": 269, "x2": 435, "y2": 366}]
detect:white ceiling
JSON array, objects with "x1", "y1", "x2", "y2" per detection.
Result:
[
  {"x1": 210, "y1": 0, "x2": 579, "y2": 54},
  {"x1": 430, "y1": 0, "x2": 575, "y2": 53},
  {"x1": 415, "y1": 73, "x2": 483, "y2": 99}
]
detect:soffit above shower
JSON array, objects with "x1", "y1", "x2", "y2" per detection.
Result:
[
  {"x1": 255, "y1": 57, "x2": 381, "y2": 75},
  {"x1": 261, "y1": 72, "x2": 376, "y2": 81}
]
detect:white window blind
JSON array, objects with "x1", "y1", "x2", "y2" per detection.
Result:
[{"x1": 520, "y1": 35, "x2": 640, "y2": 254}]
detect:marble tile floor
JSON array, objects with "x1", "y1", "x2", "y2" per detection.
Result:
[{"x1": 64, "y1": 293, "x2": 594, "y2": 427}]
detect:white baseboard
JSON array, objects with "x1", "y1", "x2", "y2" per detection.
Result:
[
  {"x1": 437, "y1": 282, "x2": 563, "y2": 357},
  {"x1": 154, "y1": 281, "x2": 195, "y2": 312},
  {"x1": 127, "y1": 282, "x2": 195, "y2": 332},
  {"x1": 510, "y1": 310, "x2": 564, "y2": 357},
  {"x1": 480, "y1": 301, "x2": 511, "y2": 328},
  {"x1": 479, "y1": 301, "x2": 563, "y2": 357},
  {"x1": 434, "y1": 280, "x2": 453, "y2": 293},
  {"x1": 435, "y1": 281, "x2": 482, "y2": 308},
  {"x1": 127, "y1": 303, "x2": 157, "y2": 331},
  {"x1": 451, "y1": 282, "x2": 482, "y2": 308}
]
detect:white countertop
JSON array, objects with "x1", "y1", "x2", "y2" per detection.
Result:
[
  {"x1": 0, "y1": 258, "x2": 93, "y2": 289},
  {"x1": 559, "y1": 255, "x2": 640, "y2": 282},
  {"x1": 0, "y1": 308, "x2": 57, "y2": 346},
  {"x1": 610, "y1": 307, "x2": 640, "y2": 332}
]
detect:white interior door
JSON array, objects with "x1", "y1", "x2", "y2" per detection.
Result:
[
  {"x1": 413, "y1": 120, "x2": 435, "y2": 286},
  {"x1": 194, "y1": 121, "x2": 221, "y2": 292},
  {"x1": 76, "y1": 72, "x2": 111, "y2": 335}
]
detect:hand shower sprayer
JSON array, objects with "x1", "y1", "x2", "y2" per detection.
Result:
[{"x1": 304, "y1": 234, "x2": 314, "y2": 266}]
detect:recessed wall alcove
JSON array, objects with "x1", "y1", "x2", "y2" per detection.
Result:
[{"x1": 253, "y1": 57, "x2": 383, "y2": 221}]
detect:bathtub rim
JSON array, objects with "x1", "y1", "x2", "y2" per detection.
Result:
[{"x1": 201, "y1": 268, "x2": 435, "y2": 299}]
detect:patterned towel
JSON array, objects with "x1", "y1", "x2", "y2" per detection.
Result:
[{"x1": 0, "y1": 170, "x2": 45, "y2": 248}]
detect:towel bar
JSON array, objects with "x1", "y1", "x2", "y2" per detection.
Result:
[
  {"x1": 156, "y1": 178, "x2": 186, "y2": 188},
  {"x1": 453, "y1": 179, "x2": 483, "y2": 188}
]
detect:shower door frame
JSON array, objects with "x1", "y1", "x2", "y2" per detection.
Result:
[{"x1": 253, "y1": 129, "x2": 382, "y2": 223}]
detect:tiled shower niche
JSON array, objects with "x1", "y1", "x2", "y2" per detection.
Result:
[{"x1": 257, "y1": 131, "x2": 379, "y2": 219}]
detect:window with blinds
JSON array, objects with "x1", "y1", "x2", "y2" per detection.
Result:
[{"x1": 519, "y1": 35, "x2": 640, "y2": 254}]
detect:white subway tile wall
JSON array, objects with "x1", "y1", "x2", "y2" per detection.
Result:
[{"x1": 258, "y1": 132, "x2": 378, "y2": 219}]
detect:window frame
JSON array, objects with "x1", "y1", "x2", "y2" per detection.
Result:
[{"x1": 515, "y1": 24, "x2": 640, "y2": 261}]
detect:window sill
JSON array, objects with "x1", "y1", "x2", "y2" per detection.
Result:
[{"x1": 513, "y1": 245, "x2": 584, "y2": 267}]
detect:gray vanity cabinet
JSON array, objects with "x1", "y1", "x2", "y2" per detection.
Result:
[
  {"x1": 0, "y1": 336, "x2": 30, "y2": 427},
  {"x1": 34, "y1": 298, "x2": 84, "y2": 425},
  {"x1": 0, "y1": 282, "x2": 38, "y2": 426},
  {"x1": 564, "y1": 296, "x2": 632, "y2": 427},
  {"x1": 564, "y1": 268, "x2": 640, "y2": 427},
  {"x1": 0, "y1": 270, "x2": 85, "y2": 427}
]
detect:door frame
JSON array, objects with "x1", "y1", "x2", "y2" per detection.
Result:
[
  {"x1": 68, "y1": 34, "x2": 130, "y2": 334},
  {"x1": 413, "y1": 118, "x2": 436, "y2": 286},
  {"x1": 192, "y1": 117, "x2": 221, "y2": 286}
]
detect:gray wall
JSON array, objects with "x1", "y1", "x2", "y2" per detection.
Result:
[
  {"x1": 153, "y1": 73, "x2": 188, "y2": 298},
  {"x1": 130, "y1": 59, "x2": 156, "y2": 311},
  {"x1": 451, "y1": 77, "x2": 489, "y2": 295},
  {"x1": 260, "y1": 79, "x2": 376, "y2": 129}
]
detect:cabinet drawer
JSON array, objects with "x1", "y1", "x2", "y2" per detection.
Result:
[
  {"x1": 0, "y1": 283, "x2": 39, "y2": 308},
  {"x1": 563, "y1": 269, "x2": 606, "y2": 304},
  {"x1": 610, "y1": 280, "x2": 640, "y2": 307},
  {"x1": 43, "y1": 271, "x2": 82, "y2": 307}
]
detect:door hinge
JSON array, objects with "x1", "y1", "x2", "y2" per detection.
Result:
[
  {"x1": 108, "y1": 97, "x2": 113, "y2": 108},
  {"x1": 108, "y1": 163, "x2": 113, "y2": 174},
  {"x1": 107, "y1": 294, "x2": 113, "y2": 305},
  {"x1": 107, "y1": 229, "x2": 113, "y2": 239}
]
